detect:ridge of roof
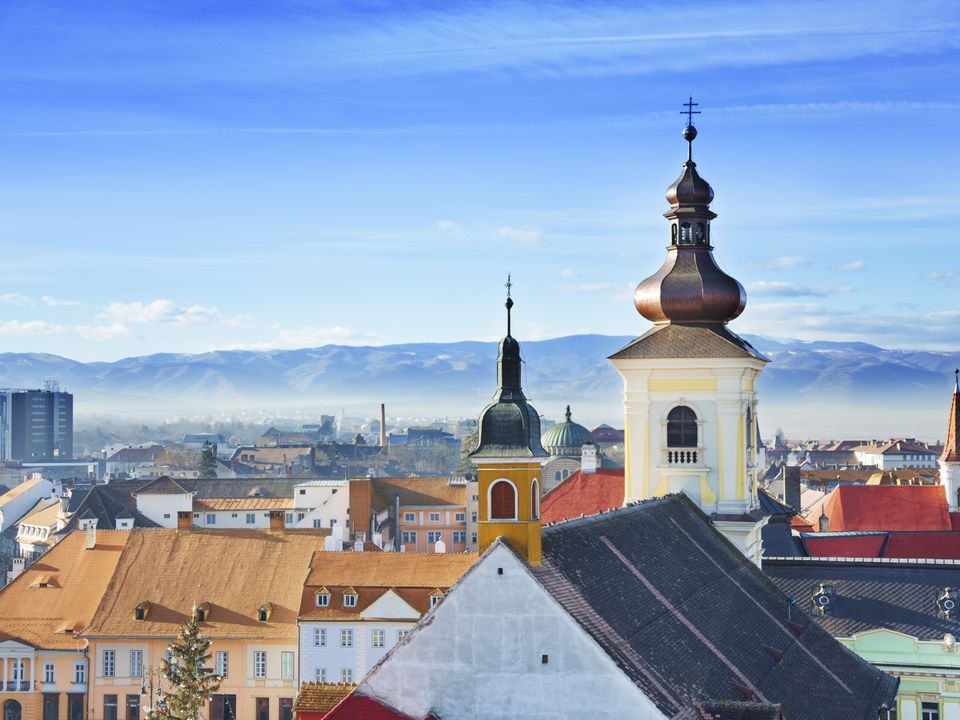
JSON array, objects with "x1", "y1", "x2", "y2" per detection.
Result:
[{"x1": 609, "y1": 323, "x2": 768, "y2": 362}]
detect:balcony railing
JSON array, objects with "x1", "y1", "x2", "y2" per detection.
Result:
[
  {"x1": 4, "y1": 681, "x2": 31, "y2": 692},
  {"x1": 662, "y1": 447, "x2": 705, "y2": 467}
]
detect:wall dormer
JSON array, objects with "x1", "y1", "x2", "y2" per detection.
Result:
[{"x1": 134, "y1": 601, "x2": 151, "y2": 621}]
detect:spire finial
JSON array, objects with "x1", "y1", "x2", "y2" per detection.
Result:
[
  {"x1": 565, "y1": 405, "x2": 571, "y2": 422},
  {"x1": 504, "y1": 274, "x2": 513, "y2": 336},
  {"x1": 681, "y1": 96, "x2": 700, "y2": 162},
  {"x1": 955, "y1": 368, "x2": 959, "y2": 393}
]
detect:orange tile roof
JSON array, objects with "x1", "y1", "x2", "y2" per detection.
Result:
[
  {"x1": 810, "y1": 485, "x2": 951, "y2": 532},
  {"x1": 193, "y1": 497, "x2": 293, "y2": 511},
  {"x1": 299, "y1": 552, "x2": 476, "y2": 619},
  {"x1": 85, "y1": 528, "x2": 327, "y2": 639},
  {"x1": 540, "y1": 469, "x2": 625, "y2": 524},
  {"x1": 0, "y1": 530, "x2": 130, "y2": 649},
  {"x1": 369, "y1": 477, "x2": 465, "y2": 509},
  {"x1": 294, "y1": 683, "x2": 356, "y2": 714}
]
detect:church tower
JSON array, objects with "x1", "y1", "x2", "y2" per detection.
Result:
[
  {"x1": 469, "y1": 282, "x2": 548, "y2": 564},
  {"x1": 609, "y1": 103, "x2": 769, "y2": 564},
  {"x1": 940, "y1": 370, "x2": 960, "y2": 511}
]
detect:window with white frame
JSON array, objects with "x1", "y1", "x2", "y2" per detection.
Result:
[
  {"x1": 340, "y1": 629, "x2": 353, "y2": 647},
  {"x1": 43, "y1": 662, "x2": 55, "y2": 684},
  {"x1": 401, "y1": 531, "x2": 416, "y2": 545},
  {"x1": 452, "y1": 531, "x2": 466, "y2": 544},
  {"x1": 343, "y1": 592, "x2": 357, "y2": 608},
  {"x1": 215, "y1": 651, "x2": 228, "y2": 678},
  {"x1": 429, "y1": 593, "x2": 442, "y2": 608},
  {"x1": 922, "y1": 702, "x2": 940, "y2": 720},
  {"x1": 74, "y1": 662, "x2": 86, "y2": 684},
  {"x1": 281, "y1": 652, "x2": 294, "y2": 679},
  {"x1": 314, "y1": 668, "x2": 326, "y2": 683},
  {"x1": 103, "y1": 649, "x2": 115, "y2": 677},
  {"x1": 130, "y1": 649, "x2": 143, "y2": 677},
  {"x1": 286, "y1": 513, "x2": 294, "y2": 524},
  {"x1": 315, "y1": 592, "x2": 330, "y2": 607},
  {"x1": 403, "y1": 512, "x2": 415, "y2": 522},
  {"x1": 427, "y1": 531, "x2": 441, "y2": 544},
  {"x1": 313, "y1": 519, "x2": 323, "y2": 528},
  {"x1": 396, "y1": 629, "x2": 408, "y2": 642},
  {"x1": 313, "y1": 628, "x2": 326, "y2": 647},
  {"x1": 455, "y1": 512, "x2": 465, "y2": 522},
  {"x1": 428, "y1": 512, "x2": 441, "y2": 522},
  {"x1": 205, "y1": 514, "x2": 216, "y2": 525},
  {"x1": 340, "y1": 668, "x2": 353, "y2": 683},
  {"x1": 371, "y1": 629, "x2": 385, "y2": 648},
  {"x1": 246, "y1": 513, "x2": 256, "y2": 524},
  {"x1": 254, "y1": 651, "x2": 267, "y2": 678}
]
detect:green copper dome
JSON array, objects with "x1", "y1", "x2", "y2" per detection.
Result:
[{"x1": 542, "y1": 406, "x2": 594, "y2": 456}]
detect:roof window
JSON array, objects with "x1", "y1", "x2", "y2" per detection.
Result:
[
  {"x1": 811, "y1": 583, "x2": 835, "y2": 616},
  {"x1": 342, "y1": 589, "x2": 358, "y2": 608},
  {"x1": 257, "y1": 603, "x2": 273, "y2": 622},
  {"x1": 134, "y1": 602, "x2": 151, "y2": 621},
  {"x1": 938, "y1": 588, "x2": 958, "y2": 619},
  {"x1": 193, "y1": 602, "x2": 210, "y2": 623},
  {"x1": 315, "y1": 588, "x2": 330, "y2": 608},
  {"x1": 429, "y1": 590, "x2": 443, "y2": 609}
]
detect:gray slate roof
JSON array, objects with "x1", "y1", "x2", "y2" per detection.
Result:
[
  {"x1": 532, "y1": 494, "x2": 897, "y2": 720},
  {"x1": 610, "y1": 323, "x2": 767, "y2": 361},
  {"x1": 764, "y1": 557, "x2": 960, "y2": 641}
]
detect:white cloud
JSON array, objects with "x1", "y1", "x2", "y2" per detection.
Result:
[
  {"x1": 765, "y1": 256, "x2": 810, "y2": 270},
  {"x1": 0, "y1": 293, "x2": 34, "y2": 306},
  {"x1": 747, "y1": 281, "x2": 845, "y2": 298},
  {"x1": 103, "y1": 299, "x2": 220, "y2": 326},
  {"x1": 558, "y1": 282, "x2": 620, "y2": 293},
  {"x1": 925, "y1": 270, "x2": 958, "y2": 287},
  {"x1": 41, "y1": 295, "x2": 80, "y2": 307},
  {"x1": 839, "y1": 260, "x2": 866, "y2": 272},
  {"x1": 558, "y1": 269, "x2": 575, "y2": 277},
  {"x1": 494, "y1": 226, "x2": 541, "y2": 245},
  {"x1": 0, "y1": 320, "x2": 65, "y2": 336},
  {"x1": 436, "y1": 220, "x2": 464, "y2": 240},
  {"x1": 74, "y1": 322, "x2": 132, "y2": 341}
]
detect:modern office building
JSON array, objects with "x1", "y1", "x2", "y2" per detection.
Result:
[{"x1": 0, "y1": 384, "x2": 73, "y2": 461}]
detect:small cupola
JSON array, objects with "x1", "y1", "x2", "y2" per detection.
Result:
[
  {"x1": 811, "y1": 583, "x2": 836, "y2": 616},
  {"x1": 937, "y1": 588, "x2": 958, "y2": 619},
  {"x1": 257, "y1": 603, "x2": 273, "y2": 622},
  {"x1": 134, "y1": 601, "x2": 151, "y2": 621}
]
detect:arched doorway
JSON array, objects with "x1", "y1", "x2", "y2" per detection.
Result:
[{"x1": 5, "y1": 699, "x2": 23, "y2": 720}]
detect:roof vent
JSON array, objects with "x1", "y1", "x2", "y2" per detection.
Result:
[
  {"x1": 811, "y1": 583, "x2": 836, "y2": 616},
  {"x1": 938, "y1": 588, "x2": 958, "y2": 619}
]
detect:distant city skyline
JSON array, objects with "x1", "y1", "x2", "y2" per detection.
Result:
[{"x1": 1, "y1": 1, "x2": 959, "y2": 361}]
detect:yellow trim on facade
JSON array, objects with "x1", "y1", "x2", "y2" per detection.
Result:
[
  {"x1": 476, "y1": 462, "x2": 543, "y2": 564},
  {"x1": 648, "y1": 378, "x2": 717, "y2": 393},
  {"x1": 736, "y1": 412, "x2": 745, "y2": 500},
  {"x1": 624, "y1": 416, "x2": 633, "y2": 500},
  {"x1": 716, "y1": 422, "x2": 724, "y2": 499},
  {"x1": 700, "y1": 475, "x2": 717, "y2": 505}
]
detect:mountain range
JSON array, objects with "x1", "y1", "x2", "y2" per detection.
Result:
[{"x1": 1, "y1": 334, "x2": 958, "y2": 439}]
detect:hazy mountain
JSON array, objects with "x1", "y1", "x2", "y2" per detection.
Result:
[{"x1": 0, "y1": 334, "x2": 957, "y2": 438}]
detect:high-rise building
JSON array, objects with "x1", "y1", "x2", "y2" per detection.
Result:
[{"x1": 0, "y1": 383, "x2": 74, "y2": 461}]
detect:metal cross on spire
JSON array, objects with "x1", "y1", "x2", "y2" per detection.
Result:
[
  {"x1": 505, "y1": 273, "x2": 512, "y2": 298},
  {"x1": 505, "y1": 274, "x2": 514, "y2": 336},
  {"x1": 681, "y1": 96, "x2": 700, "y2": 126}
]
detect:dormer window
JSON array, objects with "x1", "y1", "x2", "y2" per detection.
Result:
[
  {"x1": 315, "y1": 589, "x2": 330, "y2": 608},
  {"x1": 134, "y1": 602, "x2": 151, "y2": 621},
  {"x1": 429, "y1": 590, "x2": 443, "y2": 608},
  {"x1": 257, "y1": 603, "x2": 272, "y2": 622},
  {"x1": 342, "y1": 590, "x2": 358, "y2": 608},
  {"x1": 193, "y1": 603, "x2": 209, "y2": 622}
]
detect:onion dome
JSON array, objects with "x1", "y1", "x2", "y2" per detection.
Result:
[
  {"x1": 470, "y1": 285, "x2": 547, "y2": 460},
  {"x1": 542, "y1": 406, "x2": 594, "y2": 457},
  {"x1": 634, "y1": 119, "x2": 746, "y2": 325}
]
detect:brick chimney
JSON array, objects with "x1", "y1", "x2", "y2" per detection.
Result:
[
  {"x1": 177, "y1": 511, "x2": 193, "y2": 531},
  {"x1": 269, "y1": 510, "x2": 284, "y2": 531},
  {"x1": 10, "y1": 556, "x2": 26, "y2": 582}
]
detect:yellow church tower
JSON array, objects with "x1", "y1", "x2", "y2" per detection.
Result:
[{"x1": 469, "y1": 280, "x2": 548, "y2": 564}]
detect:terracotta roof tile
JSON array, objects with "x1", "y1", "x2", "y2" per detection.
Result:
[
  {"x1": 322, "y1": 693, "x2": 413, "y2": 720},
  {"x1": 193, "y1": 497, "x2": 293, "y2": 511},
  {"x1": 609, "y1": 323, "x2": 767, "y2": 361},
  {"x1": 293, "y1": 683, "x2": 356, "y2": 714},
  {"x1": 368, "y1": 478, "x2": 465, "y2": 510},
  {"x1": 0, "y1": 530, "x2": 130, "y2": 649},
  {"x1": 84, "y1": 529, "x2": 327, "y2": 639},
  {"x1": 540, "y1": 469, "x2": 625, "y2": 523},
  {"x1": 811, "y1": 485, "x2": 951, "y2": 532}
]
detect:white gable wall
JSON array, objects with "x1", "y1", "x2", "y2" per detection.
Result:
[{"x1": 357, "y1": 543, "x2": 667, "y2": 720}]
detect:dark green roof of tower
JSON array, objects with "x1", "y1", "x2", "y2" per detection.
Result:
[{"x1": 469, "y1": 287, "x2": 547, "y2": 460}]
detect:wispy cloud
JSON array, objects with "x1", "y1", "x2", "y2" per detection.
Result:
[
  {"x1": 494, "y1": 227, "x2": 540, "y2": 245},
  {"x1": 925, "y1": 269, "x2": 958, "y2": 287},
  {"x1": 0, "y1": 293, "x2": 33, "y2": 306},
  {"x1": 0, "y1": 292, "x2": 80, "y2": 307},
  {"x1": 839, "y1": 261, "x2": 866, "y2": 272},
  {"x1": 222, "y1": 325, "x2": 376, "y2": 351},
  {"x1": 103, "y1": 299, "x2": 220, "y2": 326},
  {"x1": 747, "y1": 281, "x2": 850, "y2": 298},
  {"x1": 765, "y1": 256, "x2": 810, "y2": 270},
  {"x1": 435, "y1": 220, "x2": 464, "y2": 240},
  {"x1": 41, "y1": 295, "x2": 80, "y2": 307},
  {"x1": 74, "y1": 322, "x2": 132, "y2": 341},
  {"x1": 0, "y1": 320, "x2": 65, "y2": 336}
]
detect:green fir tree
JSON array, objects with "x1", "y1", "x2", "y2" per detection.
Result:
[
  {"x1": 152, "y1": 612, "x2": 222, "y2": 720},
  {"x1": 197, "y1": 441, "x2": 217, "y2": 480}
]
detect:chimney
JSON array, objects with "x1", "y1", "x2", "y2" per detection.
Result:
[
  {"x1": 581, "y1": 441, "x2": 598, "y2": 474},
  {"x1": 177, "y1": 511, "x2": 193, "y2": 531},
  {"x1": 819, "y1": 513, "x2": 830, "y2": 533},
  {"x1": 85, "y1": 518, "x2": 99, "y2": 549},
  {"x1": 10, "y1": 556, "x2": 26, "y2": 582},
  {"x1": 353, "y1": 540, "x2": 364, "y2": 552},
  {"x1": 269, "y1": 510, "x2": 284, "y2": 531},
  {"x1": 784, "y1": 466, "x2": 801, "y2": 513},
  {"x1": 434, "y1": 539, "x2": 446, "y2": 554},
  {"x1": 379, "y1": 403, "x2": 387, "y2": 448}
]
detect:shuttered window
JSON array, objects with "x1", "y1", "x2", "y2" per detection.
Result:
[{"x1": 490, "y1": 481, "x2": 516, "y2": 520}]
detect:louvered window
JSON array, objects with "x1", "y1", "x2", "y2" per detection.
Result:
[
  {"x1": 490, "y1": 481, "x2": 516, "y2": 520},
  {"x1": 667, "y1": 406, "x2": 698, "y2": 447}
]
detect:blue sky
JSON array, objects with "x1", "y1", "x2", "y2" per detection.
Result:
[{"x1": 1, "y1": 0, "x2": 959, "y2": 361}]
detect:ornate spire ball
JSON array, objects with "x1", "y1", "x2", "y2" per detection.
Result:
[{"x1": 505, "y1": 273, "x2": 513, "y2": 336}]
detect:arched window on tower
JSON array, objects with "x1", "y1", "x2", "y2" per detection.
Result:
[
  {"x1": 530, "y1": 480, "x2": 540, "y2": 520},
  {"x1": 671, "y1": 224, "x2": 678, "y2": 245},
  {"x1": 680, "y1": 223, "x2": 692, "y2": 244},
  {"x1": 489, "y1": 480, "x2": 516, "y2": 520},
  {"x1": 696, "y1": 222, "x2": 705, "y2": 244},
  {"x1": 667, "y1": 406, "x2": 698, "y2": 448}
]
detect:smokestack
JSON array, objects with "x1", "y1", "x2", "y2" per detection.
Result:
[
  {"x1": 581, "y1": 441, "x2": 598, "y2": 474},
  {"x1": 10, "y1": 556, "x2": 26, "y2": 582},
  {"x1": 785, "y1": 466, "x2": 801, "y2": 514},
  {"x1": 269, "y1": 510, "x2": 284, "y2": 531},
  {"x1": 177, "y1": 511, "x2": 193, "y2": 531},
  {"x1": 380, "y1": 404, "x2": 387, "y2": 448},
  {"x1": 85, "y1": 519, "x2": 99, "y2": 549}
]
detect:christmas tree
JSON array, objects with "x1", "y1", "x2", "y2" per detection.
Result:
[{"x1": 152, "y1": 610, "x2": 222, "y2": 720}]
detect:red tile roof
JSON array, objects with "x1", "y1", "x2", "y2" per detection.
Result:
[
  {"x1": 540, "y1": 469, "x2": 624, "y2": 524},
  {"x1": 323, "y1": 694, "x2": 413, "y2": 720},
  {"x1": 943, "y1": 382, "x2": 960, "y2": 462},
  {"x1": 883, "y1": 532, "x2": 960, "y2": 559},
  {"x1": 802, "y1": 534, "x2": 887, "y2": 558},
  {"x1": 800, "y1": 531, "x2": 960, "y2": 560},
  {"x1": 812, "y1": 485, "x2": 951, "y2": 532}
]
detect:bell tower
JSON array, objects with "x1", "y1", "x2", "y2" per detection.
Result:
[
  {"x1": 940, "y1": 370, "x2": 960, "y2": 511},
  {"x1": 610, "y1": 101, "x2": 769, "y2": 564},
  {"x1": 469, "y1": 280, "x2": 547, "y2": 564}
]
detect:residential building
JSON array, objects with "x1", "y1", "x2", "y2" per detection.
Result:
[
  {"x1": 609, "y1": 121, "x2": 768, "y2": 564},
  {"x1": 104, "y1": 447, "x2": 164, "y2": 480},
  {"x1": 14, "y1": 498, "x2": 62, "y2": 560},
  {"x1": 81, "y1": 524, "x2": 327, "y2": 720},
  {"x1": 766, "y1": 556, "x2": 960, "y2": 720},
  {"x1": 297, "y1": 552, "x2": 476, "y2": 684},
  {"x1": 229, "y1": 447, "x2": 315, "y2": 476},
  {"x1": 808, "y1": 485, "x2": 955, "y2": 533},
  {"x1": 0, "y1": 527, "x2": 130, "y2": 720},
  {"x1": 853, "y1": 440, "x2": 938, "y2": 470},
  {"x1": 0, "y1": 479, "x2": 55, "y2": 535},
  {"x1": 0, "y1": 387, "x2": 73, "y2": 462}
]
